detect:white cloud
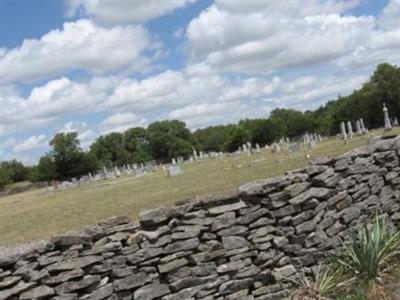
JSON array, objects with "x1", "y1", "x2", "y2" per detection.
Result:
[
  {"x1": 13, "y1": 134, "x2": 48, "y2": 153},
  {"x1": 185, "y1": 0, "x2": 399, "y2": 75},
  {"x1": 1, "y1": 19, "x2": 151, "y2": 83},
  {"x1": 67, "y1": 0, "x2": 196, "y2": 25},
  {"x1": 101, "y1": 112, "x2": 147, "y2": 134},
  {"x1": 59, "y1": 121, "x2": 97, "y2": 149},
  {"x1": 2, "y1": 76, "x2": 117, "y2": 137}
]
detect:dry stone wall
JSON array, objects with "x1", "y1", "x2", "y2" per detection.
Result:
[{"x1": 1, "y1": 137, "x2": 400, "y2": 300}]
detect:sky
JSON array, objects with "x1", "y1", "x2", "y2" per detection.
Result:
[{"x1": 1, "y1": 0, "x2": 400, "y2": 165}]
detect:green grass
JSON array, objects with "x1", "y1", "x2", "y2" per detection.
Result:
[{"x1": 0, "y1": 129, "x2": 399, "y2": 246}]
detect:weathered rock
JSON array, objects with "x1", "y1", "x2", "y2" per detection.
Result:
[
  {"x1": 134, "y1": 282, "x2": 170, "y2": 300},
  {"x1": 51, "y1": 232, "x2": 92, "y2": 247},
  {"x1": 19, "y1": 285, "x2": 55, "y2": 299},
  {"x1": 55, "y1": 275, "x2": 101, "y2": 294}
]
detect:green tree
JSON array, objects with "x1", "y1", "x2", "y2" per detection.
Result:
[
  {"x1": 147, "y1": 120, "x2": 193, "y2": 160},
  {"x1": 31, "y1": 154, "x2": 57, "y2": 182},
  {"x1": 0, "y1": 167, "x2": 11, "y2": 191},
  {"x1": 49, "y1": 132, "x2": 98, "y2": 179},
  {"x1": 223, "y1": 126, "x2": 250, "y2": 152},
  {"x1": 124, "y1": 127, "x2": 153, "y2": 163}
]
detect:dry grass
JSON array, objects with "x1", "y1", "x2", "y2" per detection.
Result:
[{"x1": 0, "y1": 129, "x2": 398, "y2": 246}]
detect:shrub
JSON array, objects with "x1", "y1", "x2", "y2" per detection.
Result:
[{"x1": 335, "y1": 216, "x2": 400, "y2": 283}]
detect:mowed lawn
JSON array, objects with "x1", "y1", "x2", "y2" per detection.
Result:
[{"x1": 1, "y1": 129, "x2": 399, "y2": 246}]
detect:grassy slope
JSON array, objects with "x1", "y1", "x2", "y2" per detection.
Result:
[{"x1": 0, "y1": 129, "x2": 399, "y2": 246}]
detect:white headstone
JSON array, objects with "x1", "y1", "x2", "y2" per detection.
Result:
[
  {"x1": 172, "y1": 158, "x2": 177, "y2": 165},
  {"x1": 394, "y1": 117, "x2": 399, "y2": 127},
  {"x1": 340, "y1": 122, "x2": 347, "y2": 140},
  {"x1": 114, "y1": 167, "x2": 121, "y2": 177},
  {"x1": 383, "y1": 103, "x2": 392, "y2": 131},
  {"x1": 271, "y1": 143, "x2": 281, "y2": 153},
  {"x1": 346, "y1": 121, "x2": 353, "y2": 139},
  {"x1": 359, "y1": 118, "x2": 366, "y2": 134},
  {"x1": 167, "y1": 165, "x2": 183, "y2": 177}
]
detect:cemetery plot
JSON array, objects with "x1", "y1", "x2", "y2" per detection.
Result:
[{"x1": 0, "y1": 128, "x2": 399, "y2": 245}]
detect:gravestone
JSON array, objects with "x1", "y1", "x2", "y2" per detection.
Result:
[
  {"x1": 134, "y1": 168, "x2": 145, "y2": 177},
  {"x1": 255, "y1": 143, "x2": 261, "y2": 153},
  {"x1": 114, "y1": 167, "x2": 121, "y2": 177},
  {"x1": 167, "y1": 165, "x2": 183, "y2": 177},
  {"x1": 88, "y1": 172, "x2": 93, "y2": 182},
  {"x1": 172, "y1": 158, "x2": 177, "y2": 165},
  {"x1": 340, "y1": 121, "x2": 347, "y2": 140},
  {"x1": 192, "y1": 147, "x2": 198, "y2": 160},
  {"x1": 288, "y1": 143, "x2": 300, "y2": 153},
  {"x1": 144, "y1": 164, "x2": 155, "y2": 173},
  {"x1": 303, "y1": 133, "x2": 310, "y2": 145},
  {"x1": 313, "y1": 133, "x2": 318, "y2": 143},
  {"x1": 346, "y1": 121, "x2": 353, "y2": 139},
  {"x1": 79, "y1": 176, "x2": 90, "y2": 184},
  {"x1": 318, "y1": 134, "x2": 323, "y2": 142},
  {"x1": 360, "y1": 118, "x2": 367, "y2": 134},
  {"x1": 106, "y1": 172, "x2": 115, "y2": 179},
  {"x1": 356, "y1": 120, "x2": 362, "y2": 135},
  {"x1": 393, "y1": 117, "x2": 399, "y2": 127},
  {"x1": 308, "y1": 140, "x2": 316, "y2": 149},
  {"x1": 383, "y1": 103, "x2": 392, "y2": 131},
  {"x1": 271, "y1": 143, "x2": 281, "y2": 153},
  {"x1": 47, "y1": 186, "x2": 55, "y2": 193}
]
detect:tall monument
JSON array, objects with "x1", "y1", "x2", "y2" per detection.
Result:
[{"x1": 383, "y1": 103, "x2": 392, "y2": 131}]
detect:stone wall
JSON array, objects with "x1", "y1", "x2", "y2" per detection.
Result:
[{"x1": 1, "y1": 137, "x2": 400, "y2": 300}]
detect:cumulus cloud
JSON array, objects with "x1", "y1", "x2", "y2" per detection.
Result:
[
  {"x1": 185, "y1": 0, "x2": 399, "y2": 75},
  {"x1": 66, "y1": 0, "x2": 196, "y2": 25},
  {"x1": 13, "y1": 134, "x2": 48, "y2": 153},
  {"x1": 1, "y1": 19, "x2": 151, "y2": 83},
  {"x1": 2, "y1": 76, "x2": 117, "y2": 137},
  {"x1": 101, "y1": 112, "x2": 147, "y2": 134}
]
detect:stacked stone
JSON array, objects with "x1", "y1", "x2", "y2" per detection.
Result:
[{"x1": 1, "y1": 137, "x2": 400, "y2": 300}]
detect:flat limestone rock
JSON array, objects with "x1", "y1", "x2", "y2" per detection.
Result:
[
  {"x1": 19, "y1": 285, "x2": 55, "y2": 299},
  {"x1": 51, "y1": 232, "x2": 92, "y2": 247},
  {"x1": 0, "y1": 280, "x2": 36, "y2": 300}
]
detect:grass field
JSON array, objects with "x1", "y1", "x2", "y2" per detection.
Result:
[{"x1": 1, "y1": 129, "x2": 399, "y2": 246}]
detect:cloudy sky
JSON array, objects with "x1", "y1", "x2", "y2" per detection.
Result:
[{"x1": 1, "y1": 0, "x2": 400, "y2": 165}]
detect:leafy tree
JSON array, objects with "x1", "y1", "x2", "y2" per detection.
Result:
[
  {"x1": 193, "y1": 125, "x2": 235, "y2": 151},
  {"x1": 49, "y1": 132, "x2": 97, "y2": 179},
  {"x1": 124, "y1": 127, "x2": 153, "y2": 163},
  {"x1": 0, "y1": 167, "x2": 11, "y2": 191},
  {"x1": 0, "y1": 160, "x2": 27, "y2": 183},
  {"x1": 223, "y1": 126, "x2": 250, "y2": 152},
  {"x1": 90, "y1": 132, "x2": 129, "y2": 167},
  {"x1": 147, "y1": 120, "x2": 193, "y2": 160},
  {"x1": 31, "y1": 154, "x2": 57, "y2": 182}
]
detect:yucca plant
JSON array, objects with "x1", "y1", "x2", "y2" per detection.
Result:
[
  {"x1": 291, "y1": 264, "x2": 344, "y2": 299},
  {"x1": 334, "y1": 216, "x2": 400, "y2": 283}
]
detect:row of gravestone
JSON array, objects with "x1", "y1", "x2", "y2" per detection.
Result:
[
  {"x1": 340, "y1": 103, "x2": 400, "y2": 141},
  {"x1": 267, "y1": 133, "x2": 324, "y2": 155},
  {"x1": 47, "y1": 151, "x2": 226, "y2": 193},
  {"x1": 47, "y1": 162, "x2": 159, "y2": 192}
]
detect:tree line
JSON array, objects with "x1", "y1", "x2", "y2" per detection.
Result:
[{"x1": 1, "y1": 63, "x2": 399, "y2": 189}]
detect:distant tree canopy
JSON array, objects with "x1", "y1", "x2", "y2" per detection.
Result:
[{"x1": 1, "y1": 63, "x2": 399, "y2": 188}]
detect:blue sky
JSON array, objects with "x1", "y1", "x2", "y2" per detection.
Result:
[{"x1": 1, "y1": 0, "x2": 400, "y2": 165}]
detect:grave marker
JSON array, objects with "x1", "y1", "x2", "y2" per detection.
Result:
[
  {"x1": 383, "y1": 103, "x2": 392, "y2": 131},
  {"x1": 167, "y1": 165, "x2": 183, "y2": 177}
]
